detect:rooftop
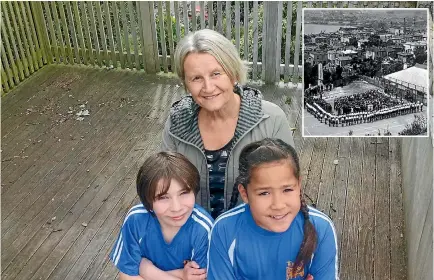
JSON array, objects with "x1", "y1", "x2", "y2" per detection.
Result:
[{"x1": 384, "y1": 65, "x2": 428, "y2": 91}]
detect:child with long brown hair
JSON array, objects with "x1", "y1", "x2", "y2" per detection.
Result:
[{"x1": 207, "y1": 138, "x2": 338, "y2": 279}]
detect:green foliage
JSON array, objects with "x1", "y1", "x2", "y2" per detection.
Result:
[{"x1": 398, "y1": 114, "x2": 427, "y2": 135}]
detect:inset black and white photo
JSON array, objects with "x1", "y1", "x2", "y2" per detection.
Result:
[{"x1": 302, "y1": 9, "x2": 429, "y2": 137}]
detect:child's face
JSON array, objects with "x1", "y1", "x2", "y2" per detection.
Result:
[
  {"x1": 153, "y1": 179, "x2": 195, "y2": 229},
  {"x1": 239, "y1": 160, "x2": 301, "y2": 233}
]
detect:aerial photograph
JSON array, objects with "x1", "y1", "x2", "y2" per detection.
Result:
[{"x1": 303, "y1": 9, "x2": 429, "y2": 136}]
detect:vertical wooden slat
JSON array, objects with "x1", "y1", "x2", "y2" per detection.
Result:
[
  {"x1": 183, "y1": 1, "x2": 189, "y2": 35},
  {"x1": 128, "y1": 1, "x2": 140, "y2": 69},
  {"x1": 208, "y1": 1, "x2": 214, "y2": 30},
  {"x1": 43, "y1": 1, "x2": 59, "y2": 64},
  {"x1": 120, "y1": 1, "x2": 131, "y2": 67},
  {"x1": 158, "y1": 2, "x2": 168, "y2": 72},
  {"x1": 338, "y1": 1, "x2": 344, "y2": 8},
  {"x1": 88, "y1": 1, "x2": 102, "y2": 66},
  {"x1": 261, "y1": 2, "x2": 266, "y2": 80},
  {"x1": 95, "y1": 1, "x2": 109, "y2": 67},
  {"x1": 30, "y1": 2, "x2": 50, "y2": 65},
  {"x1": 252, "y1": 1, "x2": 259, "y2": 80},
  {"x1": 58, "y1": 1, "x2": 74, "y2": 64},
  {"x1": 65, "y1": 2, "x2": 80, "y2": 64},
  {"x1": 25, "y1": 2, "x2": 44, "y2": 67},
  {"x1": 349, "y1": 1, "x2": 354, "y2": 8},
  {"x1": 113, "y1": 2, "x2": 124, "y2": 68},
  {"x1": 307, "y1": 1, "x2": 312, "y2": 8},
  {"x1": 284, "y1": 1, "x2": 293, "y2": 83},
  {"x1": 166, "y1": 1, "x2": 175, "y2": 70},
  {"x1": 136, "y1": 0, "x2": 145, "y2": 70},
  {"x1": 139, "y1": 1, "x2": 159, "y2": 73},
  {"x1": 200, "y1": 1, "x2": 205, "y2": 29},
  {"x1": 72, "y1": 2, "x2": 87, "y2": 65},
  {"x1": 10, "y1": 1, "x2": 32, "y2": 75},
  {"x1": 104, "y1": 2, "x2": 116, "y2": 66},
  {"x1": 1, "y1": 59, "x2": 10, "y2": 93},
  {"x1": 51, "y1": 1, "x2": 66, "y2": 63},
  {"x1": 217, "y1": 1, "x2": 223, "y2": 33},
  {"x1": 1, "y1": 41, "x2": 15, "y2": 87},
  {"x1": 1, "y1": 7, "x2": 20, "y2": 83},
  {"x1": 225, "y1": 1, "x2": 231, "y2": 39},
  {"x1": 275, "y1": 1, "x2": 283, "y2": 83},
  {"x1": 150, "y1": 1, "x2": 160, "y2": 72},
  {"x1": 174, "y1": 1, "x2": 181, "y2": 42},
  {"x1": 81, "y1": 2, "x2": 94, "y2": 65},
  {"x1": 14, "y1": 1, "x2": 36, "y2": 73},
  {"x1": 192, "y1": 1, "x2": 197, "y2": 31},
  {"x1": 244, "y1": 1, "x2": 249, "y2": 61},
  {"x1": 328, "y1": 1, "x2": 333, "y2": 8},
  {"x1": 292, "y1": 1, "x2": 302, "y2": 83},
  {"x1": 3, "y1": 2, "x2": 25, "y2": 81},
  {"x1": 19, "y1": 1, "x2": 39, "y2": 71},
  {"x1": 235, "y1": 1, "x2": 240, "y2": 53}
]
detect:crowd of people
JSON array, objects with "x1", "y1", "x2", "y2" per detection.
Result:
[
  {"x1": 333, "y1": 89, "x2": 401, "y2": 114},
  {"x1": 306, "y1": 100, "x2": 423, "y2": 127}
]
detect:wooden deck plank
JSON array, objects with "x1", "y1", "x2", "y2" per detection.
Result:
[
  {"x1": 315, "y1": 137, "x2": 339, "y2": 214},
  {"x1": 389, "y1": 138, "x2": 407, "y2": 280},
  {"x1": 1, "y1": 68, "x2": 111, "y2": 193},
  {"x1": 1, "y1": 65, "x2": 66, "y2": 130},
  {"x1": 357, "y1": 138, "x2": 376, "y2": 280},
  {"x1": 1, "y1": 75, "x2": 167, "y2": 277},
  {"x1": 340, "y1": 138, "x2": 363, "y2": 279},
  {"x1": 2, "y1": 67, "x2": 137, "y2": 221},
  {"x1": 329, "y1": 137, "x2": 350, "y2": 265},
  {"x1": 2, "y1": 89, "x2": 147, "y2": 276},
  {"x1": 374, "y1": 140, "x2": 391, "y2": 279},
  {"x1": 303, "y1": 138, "x2": 327, "y2": 207}
]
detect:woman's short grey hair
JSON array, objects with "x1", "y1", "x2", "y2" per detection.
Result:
[{"x1": 174, "y1": 29, "x2": 248, "y2": 86}]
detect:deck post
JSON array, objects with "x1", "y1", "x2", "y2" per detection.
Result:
[
  {"x1": 139, "y1": 1, "x2": 158, "y2": 74},
  {"x1": 263, "y1": 2, "x2": 280, "y2": 84}
]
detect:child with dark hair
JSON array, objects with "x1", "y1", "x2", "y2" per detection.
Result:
[
  {"x1": 207, "y1": 138, "x2": 338, "y2": 280},
  {"x1": 110, "y1": 152, "x2": 213, "y2": 280}
]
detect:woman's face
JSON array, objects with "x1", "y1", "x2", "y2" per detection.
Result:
[
  {"x1": 239, "y1": 160, "x2": 301, "y2": 233},
  {"x1": 183, "y1": 53, "x2": 235, "y2": 112}
]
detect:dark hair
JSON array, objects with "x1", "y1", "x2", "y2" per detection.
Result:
[
  {"x1": 229, "y1": 138, "x2": 317, "y2": 273},
  {"x1": 136, "y1": 152, "x2": 200, "y2": 211}
]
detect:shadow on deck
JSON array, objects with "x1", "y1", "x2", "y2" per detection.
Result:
[{"x1": 1, "y1": 65, "x2": 406, "y2": 279}]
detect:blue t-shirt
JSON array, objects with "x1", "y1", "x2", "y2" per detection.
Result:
[
  {"x1": 110, "y1": 203, "x2": 213, "y2": 276},
  {"x1": 207, "y1": 204, "x2": 338, "y2": 280},
  {"x1": 205, "y1": 140, "x2": 232, "y2": 219}
]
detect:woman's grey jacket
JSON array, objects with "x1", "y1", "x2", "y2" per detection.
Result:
[{"x1": 160, "y1": 85, "x2": 295, "y2": 212}]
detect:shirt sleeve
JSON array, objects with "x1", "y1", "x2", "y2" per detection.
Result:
[
  {"x1": 160, "y1": 117, "x2": 177, "y2": 152},
  {"x1": 207, "y1": 223, "x2": 237, "y2": 280},
  {"x1": 109, "y1": 217, "x2": 142, "y2": 276},
  {"x1": 272, "y1": 109, "x2": 295, "y2": 148},
  {"x1": 308, "y1": 221, "x2": 339, "y2": 280},
  {"x1": 191, "y1": 228, "x2": 210, "y2": 269}
]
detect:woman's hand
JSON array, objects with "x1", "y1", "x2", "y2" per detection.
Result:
[
  {"x1": 306, "y1": 274, "x2": 314, "y2": 280},
  {"x1": 182, "y1": 261, "x2": 207, "y2": 280}
]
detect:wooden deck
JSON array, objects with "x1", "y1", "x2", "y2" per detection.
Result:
[{"x1": 1, "y1": 65, "x2": 406, "y2": 279}]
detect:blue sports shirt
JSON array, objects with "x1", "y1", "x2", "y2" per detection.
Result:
[
  {"x1": 207, "y1": 204, "x2": 338, "y2": 280},
  {"x1": 110, "y1": 203, "x2": 213, "y2": 276}
]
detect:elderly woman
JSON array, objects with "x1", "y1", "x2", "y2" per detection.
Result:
[{"x1": 161, "y1": 29, "x2": 294, "y2": 218}]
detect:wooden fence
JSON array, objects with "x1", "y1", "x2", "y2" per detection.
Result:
[{"x1": 1, "y1": 1, "x2": 432, "y2": 94}]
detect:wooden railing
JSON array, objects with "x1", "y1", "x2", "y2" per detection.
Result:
[{"x1": 1, "y1": 1, "x2": 432, "y2": 94}]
